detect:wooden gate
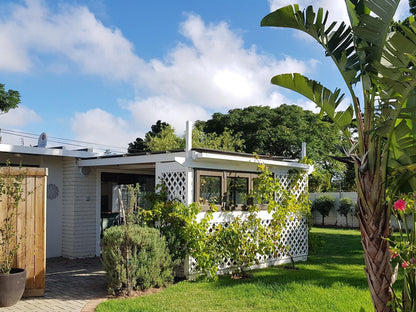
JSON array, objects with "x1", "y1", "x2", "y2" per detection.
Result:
[{"x1": 0, "y1": 167, "x2": 47, "y2": 297}]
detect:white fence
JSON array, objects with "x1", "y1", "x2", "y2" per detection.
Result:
[
  {"x1": 185, "y1": 211, "x2": 308, "y2": 277},
  {"x1": 157, "y1": 164, "x2": 310, "y2": 277},
  {"x1": 310, "y1": 192, "x2": 359, "y2": 227},
  {"x1": 310, "y1": 192, "x2": 413, "y2": 229}
]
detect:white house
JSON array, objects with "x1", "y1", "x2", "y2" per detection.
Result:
[{"x1": 0, "y1": 122, "x2": 312, "y2": 274}]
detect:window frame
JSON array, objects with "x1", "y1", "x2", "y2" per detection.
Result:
[{"x1": 194, "y1": 169, "x2": 259, "y2": 211}]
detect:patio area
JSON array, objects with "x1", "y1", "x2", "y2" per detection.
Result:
[{"x1": 1, "y1": 257, "x2": 107, "y2": 312}]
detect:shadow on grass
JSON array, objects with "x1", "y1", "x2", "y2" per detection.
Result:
[{"x1": 205, "y1": 229, "x2": 370, "y2": 291}]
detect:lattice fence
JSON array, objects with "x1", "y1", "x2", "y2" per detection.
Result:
[
  {"x1": 187, "y1": 212, "x2": 308, "y2": 275},
  {"x1": 161, "y1": 170, "x2": 187, "y2": 203},
  {"x1": 275, "y1": 173, "x2": 308, "y2": 202}
]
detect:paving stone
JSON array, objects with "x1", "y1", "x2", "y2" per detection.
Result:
[{"x1": 0, "y1": 257, "x2": 107, "y2": 312}]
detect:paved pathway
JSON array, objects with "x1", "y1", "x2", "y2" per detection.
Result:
[{"x1": 0, "y1": 257, "x2": 107, "y2": 312}]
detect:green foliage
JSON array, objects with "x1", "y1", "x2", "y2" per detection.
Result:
[
  {"x1": 96, "y1": 228, "x2": 374, "y2": 312},
  {"x1": 139, "y1": 164, "x2": 309, "y2": 278},
  {"x1": 0, "y1": 84, "x2": 20, "y2": 114},
  {"x1": 201, "y1": 105, "x2": 347, "y2": 191},
  {"x1": 387, "y1": 195, "x2": 416, "y2": 311},
  {"x1": 312, "y1": 195, "x2": 335, "y2": 226},
  {"x1": 338, "y1": 198, "x2": 353, "y2": 217},
  {"x1": 145, "y1": 125, "x2": 184, "y2": 152},
  {"x1": 262, "y1": 3, "x2": 416, "y2": 310},
  {"x1": 101, "y1": 225, "x2": 173, "y2": 295},
  {"x1": 338, "y1": 197, "x2": 353, "y2": 227},
  {"x1": 0, "y1": 165, "x2": 26, "y2": 274},
  {"x1": 192, "y1": 124, "x2": 245, "y2": 152},
  {"x1": 128, "y1": 120, "x2": 245, "y2": 154}
]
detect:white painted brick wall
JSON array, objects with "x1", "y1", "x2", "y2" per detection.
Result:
[{"x1": 62, "y1": 158, "x2": 97, "y2": 258}]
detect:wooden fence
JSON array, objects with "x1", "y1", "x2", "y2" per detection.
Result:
[{"x1": 0, "y1": 167, "x2": 47, "y2": 297}]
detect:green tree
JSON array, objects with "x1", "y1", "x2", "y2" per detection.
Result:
[
  {"x1": 0, "y1": 84, "x2": 20, "y2": 114},
  {"x1": 128, "y1": 120, "x2": 245, "y2": 153},
  {"x1": 202, "y1": 105, "x2": 346, "y2": 190},
  {"x1": 262, "y1": 2, "x2": 416, "y2": 311},
  {"x1": 410, "y1": 0, "x2": 416, "y2": 15},
  {"x1": 145, "y1": 124, "x2": 184, "y2": 152}
]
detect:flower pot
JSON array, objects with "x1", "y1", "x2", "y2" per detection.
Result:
[{"x1": 0, "y1": 268, "x2": 26, "y2": 307}]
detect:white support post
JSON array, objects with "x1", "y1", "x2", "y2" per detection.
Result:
[
  {"x1": 301, "y1": 142, "x2": 307, "y2": 159},
  {"x1": 185, "y1": 120, "x2": 194, "y2": 205}
]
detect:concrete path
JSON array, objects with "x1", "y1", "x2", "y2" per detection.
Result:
[{"x1": 0, "y1": 257, "x2": 107, "y2": 312}]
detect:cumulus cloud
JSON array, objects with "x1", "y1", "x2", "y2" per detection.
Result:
[
  {"x1": 0, "y1": 106, "x2": 42, "y2": 127},
  {"x1": 268, "y1": 0, "x2": 409, "y2": 26},
  {"x1": 268, "y1": 0, "x2": 349, "y2": 25},
  {"x1": 0, "y1": 0, "x2": 320, "y2": 145},
  {"x1": 129, "y1": 14, "x2": 317, "y2": 133},
  {"x1": 71, "y1": 109, "x2": 136, "y2": 152},
  {"x1": 0, "y1": 0, "x2": 145, "y2": 81}
]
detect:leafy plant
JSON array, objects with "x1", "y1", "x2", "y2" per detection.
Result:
[
  {"x1": 387, "y1": 196, "x2": 416, "y2": 311},
  {"x1": 338, "y1": 197, "x2": 353, "y2": 227},
  {"x1": 312, "y1": 195, "x2": 335, "y2": 226},
  {"x1": 261, "y1": 2, "x2": 416, "y2": 310},
  {"x1": 0, "y1": 166, "x2": 26, "y2": 274},
  {"x1": 101, "y1": 225, "x2": 173, "y2": 295},
  {"x1": 138, "y1": 164, "x2": 309, "y2": 279}
]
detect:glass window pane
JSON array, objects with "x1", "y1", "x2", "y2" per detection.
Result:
[
  {"x1": 227, "y1": 177, "x2": 248, "y2": 207},
  {"x1": 199, "y1": 175, "x2": 221, "y2": 205}
]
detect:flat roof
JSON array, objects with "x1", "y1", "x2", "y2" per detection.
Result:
[{"x1": 0, "y1": 144, "x2": 101, "y2": 158}]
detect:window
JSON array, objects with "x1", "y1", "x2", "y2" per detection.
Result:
[
  {"x1": 195, "y1": 170, "x2": 259, "y2": 211},
  {"x1": 199, "y1": 175, "x2": 222, "y2": 205}
]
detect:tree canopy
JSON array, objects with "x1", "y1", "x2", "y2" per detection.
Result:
[
  {"x1": 128, "y1": 120, "x2": 244, "y2": 154},
  {"x1": 200, "y1": 105, "x2": 348, "y2": 191},
  {"x1": 0, "y1": 84, "x2": 20, "y2": 114}
]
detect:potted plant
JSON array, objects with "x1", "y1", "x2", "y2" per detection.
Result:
[{"x1": 0, "y1": 166, "x2": 27, "y2": 307}]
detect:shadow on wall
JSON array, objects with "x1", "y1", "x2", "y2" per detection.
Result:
[
  {"x1": 310, "y1": 192, "x2": 414, "y2": 230},
  {"x1": 310, "y1": 192, "x2": 359, "y2": 228}
]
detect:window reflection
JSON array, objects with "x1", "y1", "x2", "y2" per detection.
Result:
[
  {"x1": 226, "y1": 177, "x2": 248, "y2": 209},
  {"x1": 199, "y1": 175, "x2": 221, "y2": 205}
]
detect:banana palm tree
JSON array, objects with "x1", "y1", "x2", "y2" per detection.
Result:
[{"x1": 262, "y1": 1, "x2": 416, "y2": 311}]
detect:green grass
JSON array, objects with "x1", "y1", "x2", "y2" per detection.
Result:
[{"x1": 96, "y1": 227, "x2": 375, "y2": 312}]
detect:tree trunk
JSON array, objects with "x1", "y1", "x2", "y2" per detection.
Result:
[{"x1": 357, "y1": 180, "x2": 393, "y2": 312}]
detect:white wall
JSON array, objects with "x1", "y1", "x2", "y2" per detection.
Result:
[
  {"x1": 62, "y1": 158, "x2": 97, "y2": 258},
  {"x1": 310, "y1": 192, "x2": 359, "y2": 227},
  {"x1": 40, "y1": 157, "x2": 64, "y2": 258}
]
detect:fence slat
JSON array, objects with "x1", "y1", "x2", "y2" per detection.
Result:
[
  {"x1": 1, "y1": 167, "x2": 47, "y2": 297},
  {"x1": 34, "y1": 175, "x2": 46, "y2": 294}
]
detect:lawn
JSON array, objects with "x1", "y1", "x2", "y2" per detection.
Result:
[{"x1": 96, "y1": 227, "x2": 376, "y2": 312}]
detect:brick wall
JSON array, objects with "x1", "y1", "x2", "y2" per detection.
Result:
[{"x1": 62, "y1": 158, "x2": 97, "y2": 258}]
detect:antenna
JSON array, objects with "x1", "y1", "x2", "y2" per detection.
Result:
[{"x1": 38, "y1": 132, "x2": 47, "y2": 148}]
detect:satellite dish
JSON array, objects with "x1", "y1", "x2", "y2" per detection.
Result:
[{"x1": 38, "y1": 132, "x2": 47, "y2": 148}]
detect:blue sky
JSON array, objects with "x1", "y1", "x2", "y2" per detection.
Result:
[{"x1": 0, "y1": 0, "x2": 410, "y2": 153}]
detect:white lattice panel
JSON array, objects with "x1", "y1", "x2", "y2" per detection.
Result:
[
  {"x1": 161, "y1": 171, "x2": 187, "y2": 203},
  {"x1": 275, "y1": 173, "x2": 308, "y2": 201},
  {"x1": 187, "y1": 212, "x2": 308, "y2": 275}
]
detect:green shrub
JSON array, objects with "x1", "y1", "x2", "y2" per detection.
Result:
[
  {"x1": 312, "y1": 195, "x2": 335, "y2": 225},
  {"x1": 338, "y1": 197, "x2": 353, "y2": 227},
  {"x1": 101, "y1": 225, "x2": 173, "y2": 295}
]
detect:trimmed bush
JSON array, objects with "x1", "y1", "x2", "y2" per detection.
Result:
[
  {"x1": 312, "y1": 195, "x2": 335, "y2": 225},
  {"x1": 102, "y1": 225, "x2": 173, "y2": 295},
  {"x1": 338, "y1": 197, "x2": 353, "y2": 227}
]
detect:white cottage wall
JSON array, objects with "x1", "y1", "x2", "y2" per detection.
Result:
[{"x1": 62, "y1": 158, "x2": 97, "y2": 258}]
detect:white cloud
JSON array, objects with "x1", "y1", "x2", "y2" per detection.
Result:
[
  {"x1": 268, "y1": 0, "x2": 410, "y2": 25},
  {"x1": 268, "y1": 0, "x2": 349, "y2": 25},
  {"x1": 0, "y1": 0, "x2": 145, "y2": 81},
  {"x1": 71, "y1": 109, "x2": 136, "y2": 152},
  {"x1": 0, "y1": 106, "x2": 42, "y2": 127},
  {"x1": 0, "y1": 1, "x2": 321, "y2": 145}
]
